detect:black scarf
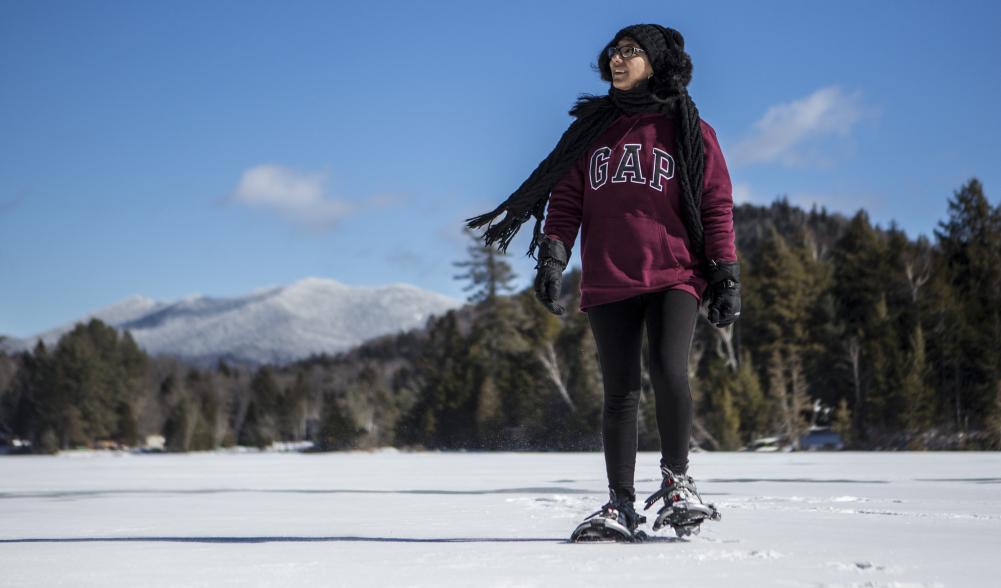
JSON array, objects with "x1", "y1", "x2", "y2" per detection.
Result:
[{"x1": 465, "y1": 78, "x2": 706, "y2": 265}]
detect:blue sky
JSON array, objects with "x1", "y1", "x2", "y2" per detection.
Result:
[{"x1": 2, "y1": 0, "x2": 999, "y2": 338}]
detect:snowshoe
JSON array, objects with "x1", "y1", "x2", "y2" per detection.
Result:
[
  {"x1": 642, "y1": 465, "x2": 721, "y2": 537},
  {"x1": 570, "y1": 488, "x2": 648, "y2": 543}
]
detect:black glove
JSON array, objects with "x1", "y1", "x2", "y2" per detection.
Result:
[
  {"x1": 533, "y1": 236, "x2": 569, "y2": 315},
  {"x1": 706, "y1": 259, "x2": 741, "y2": 327}
]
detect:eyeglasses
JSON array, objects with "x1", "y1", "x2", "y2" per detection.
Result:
[{"x1": 606, "y1": 45, "x2": 645, "y2": 60}]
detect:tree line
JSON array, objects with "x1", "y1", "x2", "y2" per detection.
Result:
[{"x1": 1, "y1": 178, "x2": 999, "y2": 453}]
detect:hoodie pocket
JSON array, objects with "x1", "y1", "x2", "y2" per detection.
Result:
[
  {"x1": 662, "y1": 225, "x2": 693, "y2": 268},
  {"x1": 582, "y1": 215, "x2": 680, "y2": 287}
]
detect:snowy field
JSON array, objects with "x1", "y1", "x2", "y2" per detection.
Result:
[{"x1": 1, "y1": 450, "x2": 999, "y2": 587}]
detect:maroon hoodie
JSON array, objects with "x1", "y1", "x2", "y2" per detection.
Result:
[{"x1": 542, "y1": 113, "x2": 737, "y2": 312}]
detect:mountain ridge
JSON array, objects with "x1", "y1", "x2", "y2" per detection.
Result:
[{"x1": 1, "y1": 277, "x2": 463, "y2": 367}]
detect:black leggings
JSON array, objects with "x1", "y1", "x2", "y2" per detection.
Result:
[{"x1": 586, "y1": 288, "x2": 698, "y2": 499}]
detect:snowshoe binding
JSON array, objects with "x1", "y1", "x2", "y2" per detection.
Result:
[
  {"x1": 570, "y1": 488, "x2": 648, "y2": 543},
  {"x1": 642, "y1": 465, "x2": 721, "y2": 537}
]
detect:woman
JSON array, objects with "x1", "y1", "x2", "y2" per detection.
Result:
[{"x1": 465, "y1": 24, "x2": 740, "y2": 542}]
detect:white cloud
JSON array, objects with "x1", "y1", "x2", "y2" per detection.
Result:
[
  {"x1": 230, "y1": 164, "x2": 353, "y2": 231},
  {"x1": 730, "y1": 86, "x2": 867, "y2": 168}
]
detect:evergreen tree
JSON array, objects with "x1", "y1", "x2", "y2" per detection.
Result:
[
  {"x1": 10, "y1": 342, "x2": 54, "y2": 451},
  {"x1": 766, "y1": 349, "x2": 788, "y2": 441},
  {"x1": 832, "y1": 396, "x2": 853, "y2": 447},
  {"x1": 900, "y1": 324, "x2": 935, "y2": 436},
  {"x1": 455, "y1": 228, "x2": 536, "y2": 448},
  {"x1": 239, "y1": 366, "x2": 281, "y2": 448},
  {"x1": 990, "y1": 381, "x2": 1001, "y2": 448},
  {"x1": 715, "y1": 387, "x2": 741, "y2": 450},
  {"x1": 398, "y1": 311, "x2": 478, "y2": 448},
  {"x1": 766, "y1": 349, "x2": 811, "y2": 448},
  {"x1": 187, "y1": 369, "x2": 219, "y2": 450},
  {"x1": 932, "y1": 178, "x2": 1001, "y2": 430},
  {"x1": 703, "y1": 357, "x2": 741, "y2": 450},
  {"x1": 163, "y1": 395, "x2": 196, "y2": 452},
  {"x1": 786, "y1": 350, "x2": 813, "y2": 449},
  {"x1": 279, "y1": 372, "x2": 309, "y2": 442},
  {"x1": 318, "y1": 392, "x2": 361, "y2": 450},
  {"x1": 922, "y1": 257, "x2": 968, "y2": 432},
  {"x1": 115, "y1": 401, "x2": 140, "y2": 448},
  {"x1": 0, "y1": 353, "x2": 18, "y2": 439},
  {"x1": 453, "y1": 226, "x2": 518, "y2": 303},
  {"x1": 107, "y1": 331, "x2": 147, "y2": 448},
  {"x1": 353, "y1": 364, "x2": 398, "y2": 447},
  {"x1": 743, "y1": 226, "x2": 820, "y2": 374},
  {"x1": 831, "y1": 210, "x2": 904, "y2": 438},
  {"x1": 474, "y1": 373, "x2": 504, "y2": 446},
  {"x1": 51, "y1": 323, "x2": 110, "y2": 446},
  {"x1": 32, "y1": 320, "x2": 150, "y2": 449},
  {"x1": 730, "y1": 350, "x2": 769, "y2": 445}
]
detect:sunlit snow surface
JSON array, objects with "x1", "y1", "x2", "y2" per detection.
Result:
[{"x1": 2, "y1": 451, "x2": 999, "y2": 587}]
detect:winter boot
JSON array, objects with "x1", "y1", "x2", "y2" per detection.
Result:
[
  {"x1": 642, "y1": 465, "x2": 722, "y2": 537},
  {"x1": 570, "y1": 488, "x2": 648, "y2": 543}
]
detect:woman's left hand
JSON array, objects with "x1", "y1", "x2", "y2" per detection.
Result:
[{"x1": 706, "y1": 259, "x2": 741, "y2": 327}]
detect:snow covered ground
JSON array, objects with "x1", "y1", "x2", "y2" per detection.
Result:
[{"x1": 1, "y1": 450, "x2": 998, "y2": 587}]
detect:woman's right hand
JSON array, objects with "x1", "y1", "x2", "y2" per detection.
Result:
[{"x1": 533, "y1": 236, "x2": 569, "y2": 315}]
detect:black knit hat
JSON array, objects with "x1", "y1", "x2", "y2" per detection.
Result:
[{"x1": 597, "y1": 24, "x2": 693, "y2": 97}]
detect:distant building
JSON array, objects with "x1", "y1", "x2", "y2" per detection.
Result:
[
  {"x1": 0, "y1": 435, "x2": 32, "y2": 455},
  {"x1": 144, "y1": 434, "x2": 166, "y2": 451},
  {"x1": 743, "y1": 427, "x2": 845, "y2": 452},
  {"x1": 798, "y1": 427, "x2": 844, "y2": 451},
  {"x1": 743, "y1": 436, "x2": 787, "y2": 452}
]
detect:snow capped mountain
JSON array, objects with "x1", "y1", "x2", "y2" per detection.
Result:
[{"x1": 1, "y1": 278, "x2": 464, "y2": 366}]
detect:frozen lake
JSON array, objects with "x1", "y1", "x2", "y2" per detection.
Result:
[{"x1": 1, "y1": 450, "x2": 999, "y2": 587}]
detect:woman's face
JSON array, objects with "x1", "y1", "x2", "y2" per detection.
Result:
[{"x1": 609, "y1": 36, "x2": 653, "y2": 91}]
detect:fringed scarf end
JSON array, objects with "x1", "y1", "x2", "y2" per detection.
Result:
[
  {"x1": 526, "y1": 204, "x2": 546, "y2": 261},
  {"x1": 464, "y1": 202, "x2": 508, "y2": 230}
]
